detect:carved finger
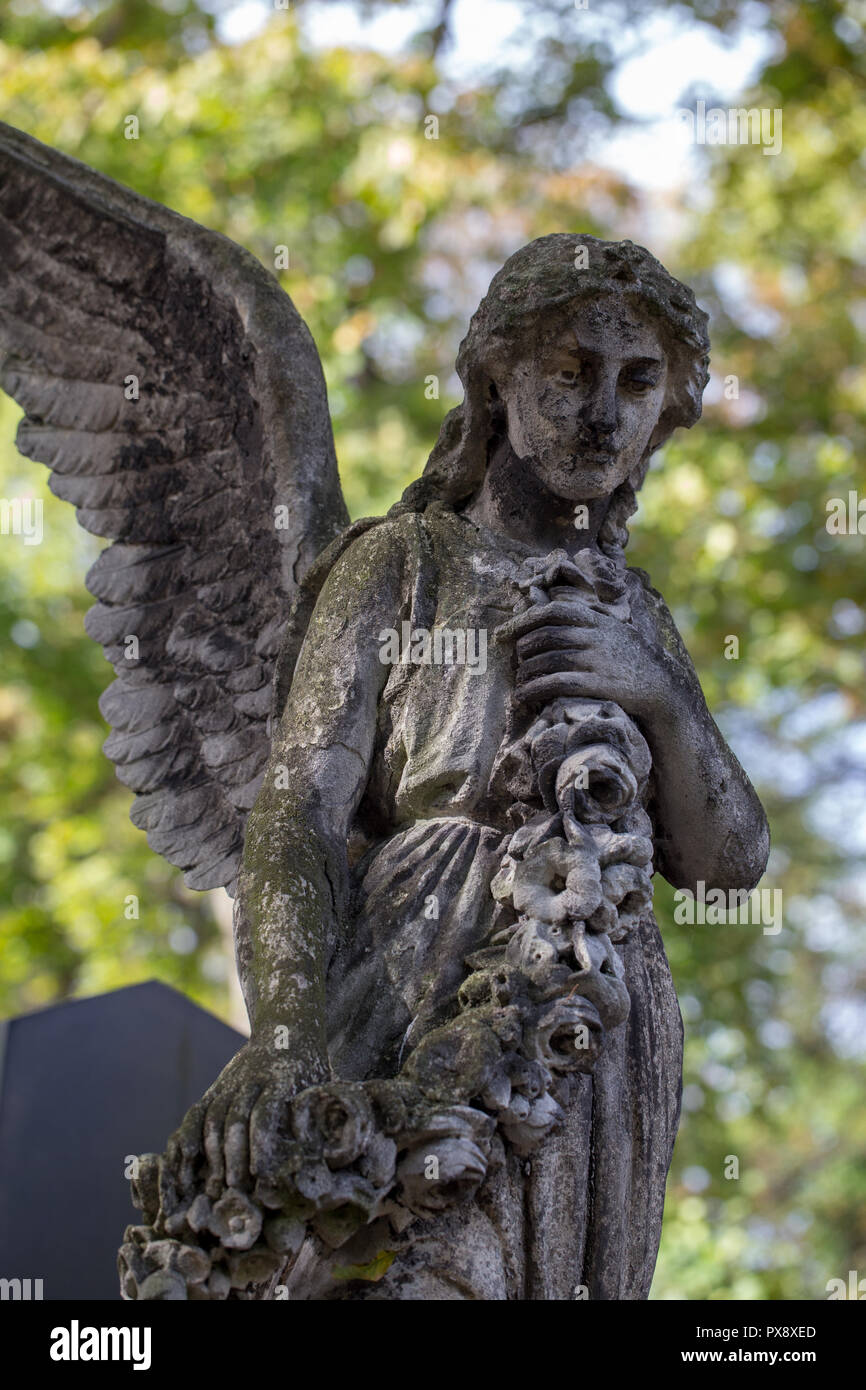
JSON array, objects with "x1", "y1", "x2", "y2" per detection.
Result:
[
  {"x1": 224, "y1": 1084, "x2": 263, "y2": 1191},
  {"x1": 516, "y1": 625, "x2": 594, "y2": 659},
  {"x1": 203, "y1": 1091, "x2": 232, "y2": 1192},
  {"x1": 513, "y1": 672, "x2": 605, "y2": 707},
  {"x1": 166, "y1": 1098, "x2": 206, "y2": 1195},
  {"x1": 175, "y1": 1099, "x2": 208, "y2": 1194},
  {"x1": 249, "y1": 1089, "x2": 293, "y2": 1181},
  {"x1": 539, "y1": 557, "x2": 595, "y2": 590},
  {"x1": 517, "y1": 650, "x2": 596, "y2": 682},
  {"x1": 497, "y1": 599, "x2": 599, "y2": 643}
]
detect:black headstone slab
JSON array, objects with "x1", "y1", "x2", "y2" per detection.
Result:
[{"x1": 0, "y1": 980, "x2": 245, "y2": 1300}]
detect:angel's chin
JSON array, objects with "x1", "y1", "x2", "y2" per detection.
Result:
[{"x1": 544, "y1": 470, "x2": 618, "y2": 503}]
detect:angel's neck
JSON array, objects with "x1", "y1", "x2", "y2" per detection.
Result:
[{"x1": 460, "y1": 438, "x2": 607, "y2": 556}]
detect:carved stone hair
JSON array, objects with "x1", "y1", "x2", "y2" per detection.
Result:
[{"x1": 394, "y1": 233, "x2": 710, "y2": 565}]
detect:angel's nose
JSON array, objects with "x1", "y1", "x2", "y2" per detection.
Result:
[{"x1": 581, "y1": 382, "x2": 618, "y2": 439}]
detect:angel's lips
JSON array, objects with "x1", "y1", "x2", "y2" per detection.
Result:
[{"x1": 568, "y1": 447, "x2": 617, "y2": 466}]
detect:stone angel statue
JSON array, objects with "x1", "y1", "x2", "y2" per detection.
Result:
[{"x1": 0, "y1": 122, "x2": 769, "y2": 1301}]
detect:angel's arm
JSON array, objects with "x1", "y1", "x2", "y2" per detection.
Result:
[
  {"x1": 233, "y1": 518, "x2": 411, "y2": 1079},
  {"x1": 634, "y1": 573, "x2": 770, "y2": 896}
]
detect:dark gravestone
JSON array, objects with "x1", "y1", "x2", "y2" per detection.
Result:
[{"x1": 0, "y1": 980, "x2": 245, "y2": 1300}]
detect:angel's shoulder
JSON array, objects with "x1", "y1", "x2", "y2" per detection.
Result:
[
  {"x1": 331, "y1": 511, "x2": 420, "y2": 578},
  {"x1": 625, "y1": 564, "x2": 698, "y2": 670},
  {"x1": 306, "y1": 512, "x2": 424, "y2": 623},
  {"x1": 625, "y1": 564, "x2": 667, "y2": 614}
]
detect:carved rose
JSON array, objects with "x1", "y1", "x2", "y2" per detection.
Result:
[
  {"x1": 292, "y1": 1084, "x2": 373, "y2": 1168},
  {"x1": 556, "y1": 746, "x2": 640, "y2": 823},
  {"x1": 532, "y1": 996, "x2": 605, "y2": 1074},
  {"x1": 396, "y1": 1108, "x2": 493, "y2": 1218},
  {"x1": 516, "y1": 549, "x2": 629, "y2": 622}
]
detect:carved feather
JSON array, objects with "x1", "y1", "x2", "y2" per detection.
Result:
[{"x1": 0, "y1": 121, "x2": 349, "y2": 891}]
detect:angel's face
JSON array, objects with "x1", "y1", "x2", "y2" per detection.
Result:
[{"x1": 495, "y1": 293, "x2": 668, "y2": 502}]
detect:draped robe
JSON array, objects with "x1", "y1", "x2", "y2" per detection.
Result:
[{"x1": 285, "y1": 503, "x2": 683, "y2": 1300}]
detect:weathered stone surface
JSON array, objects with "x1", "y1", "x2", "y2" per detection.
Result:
[{"x1": 0, "y1": 123, "x2": 769, "y2": 1301}]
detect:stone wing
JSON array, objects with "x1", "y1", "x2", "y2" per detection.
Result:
[{"x1": 0, "y1": 121, "x2": 348, "y2": 891}]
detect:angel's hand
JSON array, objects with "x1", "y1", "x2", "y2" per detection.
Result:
[
  {"x1": 164, "y1": 1040, "x2": 306, "y2": 1203},
  {"x1": 499, "y1": 598, "x2": 687, "y2": 730}
]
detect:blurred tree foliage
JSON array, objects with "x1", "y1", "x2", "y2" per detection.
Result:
[{"x1": 0, "y1": 0, "x2": 863, "y2": 1299}]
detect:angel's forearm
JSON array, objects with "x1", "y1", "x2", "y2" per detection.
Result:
[
  {"x1": 233, "y1": 737, "x2": 369, "y2": 1077},
  {"x1": 237, "y1": 820, "x2": 332, "y2": 1035},
  {"x1": 649, "y1": 686, "x2": 769, "y2": 895}
]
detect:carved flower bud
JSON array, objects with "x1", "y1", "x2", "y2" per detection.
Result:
[
  {"x1": 501, "y1": 1091, "x2": 564, "y2": 1156},
  {"x1": 252, "y1": 1176, "x2": 288, "y2": 1210},
  {"x1": 186, "y1": 1192, "x2": 213, "y2": 1233},
  {"x1": 227, "y1": 1246, "x2": 283, "y2": 1290},
  {"x1": 506, "y1": 918, "x2": 561, "y2": 975},
  {"x1": 585, "y1": 897, "x2": 618, "y2": 937},
  {"x1": 358, "y1": 1131, "x2": 398, "y2": 1190},
  {"x1": 478, "y1": 1066, "x2": 512, "y2": 1113},
  {"x1": 143, "y1": 1238, "x2": 211, "y2": 1284},
  {"x1": 404, "y1": 1014, "x2": 503, "y2": 1101},
  {"x1": 569, "y1": 931, "x2": 631, "y2": 1030},
  {"x1": 179, "y1": 1247, "x2": 211, "y2": 1283},
  {"x1": 209, "y1": 1189, "x2": 263, "y2": 1250},
  {"x1": 164, "y1": 1208, "x2": 192, "y2": 1237},
  {"x1": 366, "y1": 1080, "x2": 409, "y2": 1137},
  {"x1": 207, "y1": 1265, "x2": 232, "y2": 1300},
  {"x1": 509, "y1": 837, "x2": 603, "y2": 924},
  {"x1": 117, "y1": 1242, "x2": 148, "y2": 1300},
  {"x1": 263, "y1": 1215, "x2": 306, "y2": 1258},
  {"x1": 585, "y1": 820, "x2": 649, "y2": 865},
  {"x1": 507, "y1": 1056, "x2": 548, "y2": 1100},
  {"x1": 138, "y1": 1269, "x2": 187, "y2": 1300},
  {"x1": 597, "y1": 862, "x2": 653, "y2": 941},
  {"x1": 124, "y1": 1223, "x2": 156, "y2": 1248},
  {"x1": 129, "y1": 1153, "x2": 160, "y2": 1218}
]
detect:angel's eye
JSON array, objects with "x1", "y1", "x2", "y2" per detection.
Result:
[
  {"x1": 555, "y1": 363, "x2": 585, "y2": 387},
  {"x1": 623, "y1": 375, "x2": 656, "y2": 395}
]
